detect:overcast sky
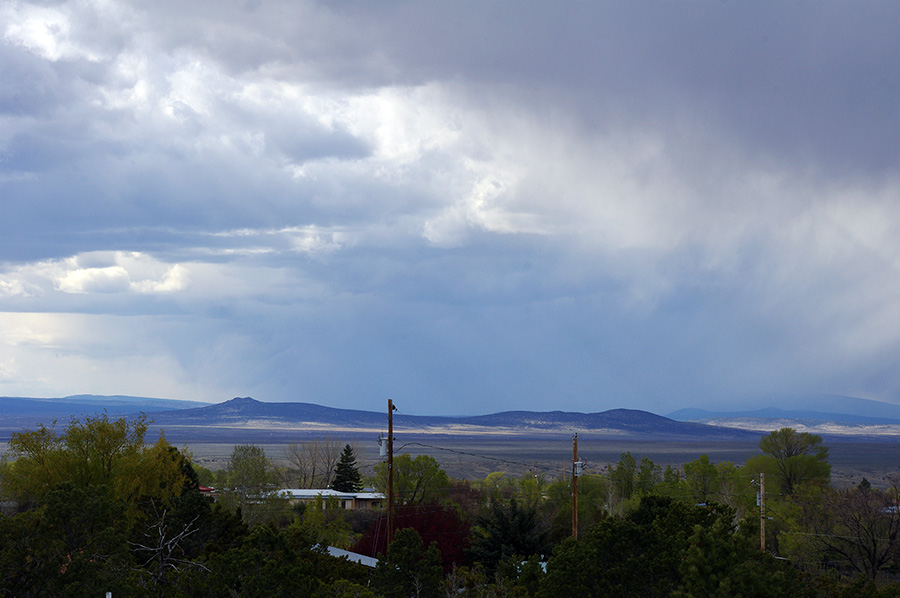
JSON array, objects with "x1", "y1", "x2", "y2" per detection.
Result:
[{"x1": 1, "y1": 1, "x2": 898, "y2": 415}]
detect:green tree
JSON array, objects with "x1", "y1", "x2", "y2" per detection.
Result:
[
  {"x1": 469, "y1": 498, "x2": 549, "y2": 576},
  {"x1": 610, "y1": 452, "x2": 637, "y2": 501},
  {"x1": 225, "y1": 444, "x2": 273, "y2": 491},
  {"x1": 191, "y1": 462, "x2": 216, "y2": 487},
  {"x1": 219, "y1": 444, "x2": 281, "y2": 525},
  {"x1": 2, "y1": 422, "x2": 64, "y2": 503},
  {"x1": 332, "y1": 444, "x2": 363, "y2": 492},
  {"x1": 373, "y1": 454, "x2": 450, "y2": 506},
  {"x1": 710, "y1": 461, "x2": 756, "y2": 518},
  {"x1": 543, "y1": 474, "x2": 609, "y2": 543},
  {"x1": 4, "y1": 414, "x2": 187, "y2": 511},
  {"x1": 474, "y1": 471, "x2": 517, "y2": 505},
  {"x1": 299, "y1": 495, "x2": 360, "y2": 549},
  {"x1": 373, "y1": 528, "x2": 443, "y2": 598},
  {"x1": 636, "y1": 457, "x2": 661, "y2": 495},
  {"x1": 749, "y1": 428, "x2": 830, "y2": 495},
  {"x1": 654, "y1": 465, "x2": 684, "y2": 498},
  {"x1": 0, "y1": 508, "x2": 59, "y2": 597},
  {"x1": 674, "y1": 517, "x2": 812, "y2": 598},
  {"x1": 325, "y1": 579, "x2": 380, "y2": 598},
  {"x1": 0, "y1": 483, "x2": 137, "y2": 597},
  {"x1": 197, "y1": 523, "x2": 325, "y2": 597},
  {"x1": 683, "y1": 454, "x2": 719, "y2": 504},
  {"x1": 541, "y1": 495, "x2": 731, "y2": 598},
  {"x1": 517, "y1": 473, "x2": 547, "y2": 510},
  {"x1": 543, "y1": 518, "x2": 651, "y2": 597}
]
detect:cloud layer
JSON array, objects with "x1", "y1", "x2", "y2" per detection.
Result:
[{"x1": 1, "y1": 1, "x2": 898, "y2": 414}]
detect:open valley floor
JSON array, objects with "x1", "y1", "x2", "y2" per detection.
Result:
[{"x1": 173, "y1": 431, "x2": 900, "y2": 489}]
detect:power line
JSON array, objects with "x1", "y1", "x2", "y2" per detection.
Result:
[{"x1": 395, "y1": 441, "x2": 560, "y2": 474}]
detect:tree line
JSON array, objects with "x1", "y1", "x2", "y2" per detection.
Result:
[{"x1": 1, "y1": 414, "x2": 900, "y2": 597}]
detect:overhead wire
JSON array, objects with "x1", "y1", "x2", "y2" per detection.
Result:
[{"x1": 396, "y1": 440, "x2": 559, "y2": 474}]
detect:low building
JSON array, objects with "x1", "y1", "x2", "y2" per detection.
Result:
[{"x1": 279, "y1": 489, "x2": 385, "y2": 511}]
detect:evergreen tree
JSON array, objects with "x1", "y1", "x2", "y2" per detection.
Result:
[
  {"x1": 331, "y1": 444, "x2": 362, "y2": 492},
  {"x1": 469, "y1": 498, "x2": 549, "y2": 576},
  {"x1": 373, "y1": 528, "x2": 443, "y2": 598}
]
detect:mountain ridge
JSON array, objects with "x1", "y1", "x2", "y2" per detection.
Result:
[
  {"x1": 0, "y1": 394, "x2": 208, "y2": 419},
  {"x1": 140, "y1": 397, "x2": 756, "y2": 440},
  {"x1": 668, "y1": 394, "x2": 900, "y2": 425},
  {"x1": 6, "y1": 394, "x2": 898, "y2": 444},
  {"x1": 0, "y1": 395, "x2": 756, "y2": 441},
  {"x1": 669, "y1": 407, "x2": 900, "y2": 426}
]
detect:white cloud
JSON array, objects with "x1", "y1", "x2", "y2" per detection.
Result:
[
  {"x1": 3, "y1": 5, "x2": 82, "y2": 62},
  {"x1": 0, "y1": 278, "x2": 28, "y2": 298},
  {"x1": 205, "y1": 225, "x2": 348, "y2": 255},
  {"x1": 131, "y1": 264, "x2": 190, "y2": 293},
  {"x1": 57, "y1": 265, "x2": 131, "y2": 293},
  {"x1": 1, "y1": 252, "x2": 191, "y2": 296}
]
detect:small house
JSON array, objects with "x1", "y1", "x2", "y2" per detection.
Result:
[{"x1": 278, "y1": 488, "x2": 385, "y2": 511}]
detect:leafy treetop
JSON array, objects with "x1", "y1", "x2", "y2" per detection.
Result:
[
  {"x1": 3, "y1": 413, "x2": 187, "y2": 510},
  {"x1": 748, "y1": 427, "x2": 830, "y2": 495}
]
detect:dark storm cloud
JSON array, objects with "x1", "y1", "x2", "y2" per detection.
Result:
[
  {"x1": 299, "y1": 1, "x2": 899, "y2": 174},
  {"x1": 117, "y1": 0, "x2": 900, "y2": 169}
]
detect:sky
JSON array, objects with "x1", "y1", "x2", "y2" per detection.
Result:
[{"x1": 0, "y1": 1, "x2": 898, "y2": 416}]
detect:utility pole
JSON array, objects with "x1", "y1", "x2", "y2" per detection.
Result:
[
  {"x1": 572, "y1": 434, "x2": 579, "y2": 539},
  {"x1": 759, "y1": 472, "x2": 766, "y2": 552},
  {"x1": 387, "y1": 399, "x2": 396, "y2": 548}
]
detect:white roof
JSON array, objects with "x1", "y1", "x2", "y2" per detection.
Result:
[
  {"x1": 326, "y1": 546, "x2": 379, "y2": 568},
  {"x1": 279, "y1": 489, "x2": 385, "y2": 500},
  {"x1": 353, "y1": 492, "x2": 386, "y2": 500}
]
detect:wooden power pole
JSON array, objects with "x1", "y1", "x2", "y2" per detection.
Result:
[
  {"x1": 759, "y1": 472, "x2": 766, "y2": 552},
  {"x1": 387, "y1": 399, "x2": 395, "y2": 548},
  {"x1": 572, "y1": 434, "x2": 579, "y2": 539}
]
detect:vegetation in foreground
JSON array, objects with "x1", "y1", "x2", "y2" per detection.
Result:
[{"x1": 2, "y1": 415, "x2": 900, "y2": 597}]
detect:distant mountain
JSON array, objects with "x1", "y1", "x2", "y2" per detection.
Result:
[
  {"x1": 147, "y1": 397, "x2": 388, "y2": 428},
  {"x1": 0, "y1": 395, "x2": 211, "y2": 429},
  {"x1": 459, "y1": 408, "x2": 732, "y2": 435},
  {"x1": 669, "y1": 407, "x2": 900, "y2": 426},
  {"x1": 668, "y1": 394, "x2": 900, "y2": 425},
  {"x1": 0, "y1": 395, "x2": 788, "y2": 443},
  {"x1": 141, "y1": 397, "x2": 756, "y2": 440}
]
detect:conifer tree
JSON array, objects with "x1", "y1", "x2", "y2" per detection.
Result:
[{"x1": 331, "y1": 444, "x2": 362, "y2": 492}]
